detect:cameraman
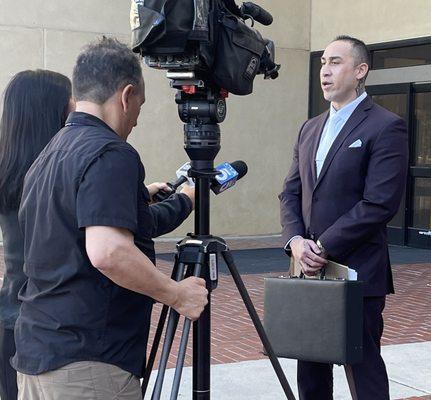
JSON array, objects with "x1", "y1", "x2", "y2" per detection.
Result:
[{"x1": 12, "y1": 37, "x2": 208, "y2": 400}]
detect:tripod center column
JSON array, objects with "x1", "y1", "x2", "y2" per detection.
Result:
[{"x1": 183, "y1": 121, "x2": 220, "y2": 400}]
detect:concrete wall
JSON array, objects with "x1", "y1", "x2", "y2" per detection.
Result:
[
  {"x1": 0, "y1": 0, "x2": 310, "y2": 239},
  {"x1": 310, "y1": 0, "x2": 431, "y2": 51}
]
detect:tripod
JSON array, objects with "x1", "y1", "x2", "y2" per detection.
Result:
[{"x1": 142, "y1": 77, "x2": 296, "y2": 400}]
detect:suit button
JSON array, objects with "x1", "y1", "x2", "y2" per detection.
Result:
[{"x1": 314, "y1": 197, "x2": 318, "y2": 202}]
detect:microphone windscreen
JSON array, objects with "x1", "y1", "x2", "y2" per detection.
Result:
[{"x1": 230, "y1": 160, "x2": 248, "y2": 180}]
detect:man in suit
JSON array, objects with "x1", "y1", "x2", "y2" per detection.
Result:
[{"x1": 279, "y1": 35, "x2": 408, "y2": 399}]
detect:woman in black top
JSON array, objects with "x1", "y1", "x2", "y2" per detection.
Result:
[{"x1": 0, "y1": 70, "x2": 73, "y2": 399}]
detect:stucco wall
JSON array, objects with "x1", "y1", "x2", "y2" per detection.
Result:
[
  {"x1": 311, "y1": 0, "x2": 431, "y2": 50},
  {"x1": 0, "y1": 1, "x2": 310, "y2": 239}
]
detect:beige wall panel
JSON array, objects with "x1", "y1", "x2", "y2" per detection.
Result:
[
  {"x1": 0, "y1": 0, "x2": 130, "y2": 35},
  {"x1": 0, "y1": 26, "x2": 44, "y2": 95},
  {"x1": 311, "y1": 0, "x2": 431, "y2": 50},
  {"x1": 257, "y1": 0, "x2": 311, "y2": 50},
  {"x1": 131, "y1": 48, "x2": 309, "y2": 237},
  {"x1": 367, "y1": 65, "x2": 431, "y2": 85},
  {"x1": 44, "y1": 30, "x2": 130, "y2": 78}
]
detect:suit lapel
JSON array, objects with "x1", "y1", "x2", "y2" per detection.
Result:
[
  {"x1": 313, "y1": 96, "x2": 373, "y2": 191},
  {"x1": 310, "y1": 111, "x2": 329, "y2": 184}
]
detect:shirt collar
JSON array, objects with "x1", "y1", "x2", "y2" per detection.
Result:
[
  {"x1": 65, "y1": 112, "x2": 121, "y2": 139},
  {"x1": 329, "y1": 91, "x2": 368, "y2": 122}
]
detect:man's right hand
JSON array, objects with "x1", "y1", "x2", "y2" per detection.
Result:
[
  {"x1": 172, "y1": 277, "x2": 208, "y2": 321},
  {"x1": 290, "y1": 237, "x2": 327, "y2": 276}
]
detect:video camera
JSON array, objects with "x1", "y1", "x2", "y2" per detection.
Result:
[{"x1": 130, "y1": 0, "x2": 280, "y2": 96}]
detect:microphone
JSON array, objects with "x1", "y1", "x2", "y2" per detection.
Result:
[
  {"x1": 152, "y1": 162, "x2": 192, "y2": 202},
  {"x1": 175, "y1": 162, "x2": 194, "y2": 186},
  {"x1": 152, "y1": 175, "x2": 188, "y2": 202},
  {"x1": 240, "y1": 2, "x2": 273, "y2": 26},
  {"x1": 153, "y1": 160, "x2": 248, "y2": 202},
  {"x1": 211, "y1": 160, "x2": 248, "y2": 195}
]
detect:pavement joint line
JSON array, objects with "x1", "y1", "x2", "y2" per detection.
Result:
[{"x1": 388, "y1": 378, "x2": 431, "y2": 395}]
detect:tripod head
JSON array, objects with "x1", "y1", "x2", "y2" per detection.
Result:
[{"x1": 169, "y1": 71, "x2": 227, "y2": 170}]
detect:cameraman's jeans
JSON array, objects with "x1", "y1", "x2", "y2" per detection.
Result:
[{"x1": 17, "y1": 361, "x2": 141, "y2": 400}]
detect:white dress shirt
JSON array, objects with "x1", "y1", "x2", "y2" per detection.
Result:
[{"x1": 315, "y1": 92, "x2": 367, "y2": 177}]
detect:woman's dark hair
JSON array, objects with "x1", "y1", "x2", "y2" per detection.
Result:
[{"x1": 0, "y1": 69, "x2": 72, "y2": 212}]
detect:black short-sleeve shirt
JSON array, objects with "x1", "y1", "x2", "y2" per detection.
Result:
[{"x1": 12, "y1": 112, "x2": 192, "y2": 377}]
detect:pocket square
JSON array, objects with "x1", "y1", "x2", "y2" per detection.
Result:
[{"x1": 348, "y1": 139, "x2": 362, "y2": 148}]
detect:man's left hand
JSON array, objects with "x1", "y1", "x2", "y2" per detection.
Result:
[{"x1": 146, "y1": 182, "x2": 171, "y2": 198}]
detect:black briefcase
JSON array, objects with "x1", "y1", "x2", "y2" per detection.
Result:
[{"x1": 264, "y1": 275, "x2": 364, "y2": 365}]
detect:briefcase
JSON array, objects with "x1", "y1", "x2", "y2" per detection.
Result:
[{"x1": 264, "y1": 275, "x2": 363, "y2": 365}]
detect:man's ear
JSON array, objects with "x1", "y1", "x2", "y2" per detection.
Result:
[
  {"x1": 356, "y1": 63, "x2": 369, "y2": 81},
  {"x1": 120, "y1": 84, "x2": 135, "y2": 113}
]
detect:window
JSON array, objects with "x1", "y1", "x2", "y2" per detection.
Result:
[{"x1": 372, "y1": 44, "x2": 431, "y2": 70}]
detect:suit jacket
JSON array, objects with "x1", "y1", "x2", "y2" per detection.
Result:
[{"x1": 279, "y1": 96, "x2": 408, "y2": 296}]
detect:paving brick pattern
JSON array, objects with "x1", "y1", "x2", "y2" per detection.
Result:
[{"x1": 405, "y1": 397, "x2": 431, "y2": 400}]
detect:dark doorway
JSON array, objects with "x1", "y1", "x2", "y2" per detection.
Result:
[
  {"x1": 368, "y1": 83, "x2": 431, "y2": 248},
  {"x1": 408, "y1": 84, "x2": 431, "y2": 247}
]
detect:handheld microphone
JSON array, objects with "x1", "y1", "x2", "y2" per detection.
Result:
[
  {"x1": 175, "y1": 162, "x2": 194, "y2": 187},
  {"x1": 152, "y1": 175, "x2": 188, "y2": 202},
  {"x1": 152, "y1": 162, "x2": 192, "y2": 202},
  {"x1": 240, "y1": 2, "x2": 273, "y2": 26},
  {"x1": 211, "y1": 160, "x2": 248, "y2": 195},
  {"x1": 153, "y1": 160, "x2": 248, "y2": 202}
]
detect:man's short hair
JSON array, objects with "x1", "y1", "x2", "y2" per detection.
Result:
[
  {"x1": 333, "y1": 35, "x2": 371, "y2": 68},
  {"x1": 73, "y1": 37, "x2": 143, "y2": 104}
]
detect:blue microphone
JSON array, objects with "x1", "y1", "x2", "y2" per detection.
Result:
[
  {"x1": 211, "y1": 160, "x2": 248, "y2": 195},
  {"x1": 153, "y1": 160, "x2": 248, "y2": 202}
]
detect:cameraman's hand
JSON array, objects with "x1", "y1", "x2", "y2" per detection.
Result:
[
  {"x1": 290, "y1": 237, "x2": 327, "y2": 276},
  {"x1": 146, "y1": 182, "x2": 171, "y2": 199},
  {"x1": 172, "y1": 277, "x2": 208, "y2": 321},
  {"x1": 180, "y1": 184, "x2": 195, "y2": 209}
]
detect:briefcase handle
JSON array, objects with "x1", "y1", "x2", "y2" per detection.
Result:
[{"x1": 299, "y1": 266, "x2": 327, "y2": 280}]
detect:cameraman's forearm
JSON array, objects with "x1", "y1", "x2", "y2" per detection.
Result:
[
  {"x1": 150, "y1": 193, "x2": 193, "y2": 237},
  {"x1": 86, "y1": 226, "x2": 179, "y2": 306}
]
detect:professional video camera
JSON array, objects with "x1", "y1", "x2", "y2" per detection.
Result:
[{"x1": 130, "y1": 0, "x2": 280, "y2": 96}]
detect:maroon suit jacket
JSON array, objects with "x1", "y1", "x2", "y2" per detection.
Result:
[{"x1": 279, "y1": 96, "x2": 408, "y2": 296}]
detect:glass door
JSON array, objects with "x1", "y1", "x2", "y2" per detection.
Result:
[
  {"x1": 367, "y1": 83, "x2": 411, "y2": 246},
  {"x1": 408, "y1": 84, "x2": 431, "y2": 247}
]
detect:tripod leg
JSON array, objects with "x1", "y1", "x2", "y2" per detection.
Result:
[
  {"x1": 344, "y1": 365, "x2": 358, "y2": 400},
  {"x1": 170, "y1": 264, "x2": 202, "y2": 400},
  {"x1": 151, "y1": 262, "x2": 186, "y2": 400},
  {"x1": 221, "y1": 251, "x2": 296, "y2": 400},
  {"x1": 142, "y1": 260, "x2": 180, "y2": 397},
  {"x1": 142, "y1": 304, "x2": 169, "y2": 397}
]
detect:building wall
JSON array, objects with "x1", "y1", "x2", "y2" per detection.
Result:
[
  {"x1": 0, "y1": 0, "x2": 310, "y2": 240},
  {"x1": 311, "y1": 0, "x2": 431, "y2": 51}
]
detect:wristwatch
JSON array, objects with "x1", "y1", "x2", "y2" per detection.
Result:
[{"x1": 316, "y1": 239, "x2": 326, "y2": 253}]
